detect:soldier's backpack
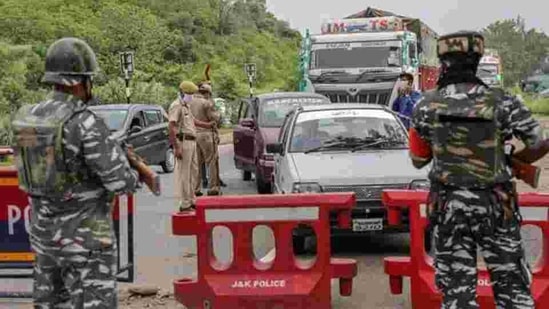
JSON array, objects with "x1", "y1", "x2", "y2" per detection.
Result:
[
  {"x1": 429, "y1": 87, "x2": 509, "y2": 188},
  {"x1": 12, "y1": 101, "x2": 82, "y2": 198}
]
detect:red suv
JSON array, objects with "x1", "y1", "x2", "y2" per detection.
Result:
[{"x1": 233, "y1": 92, "x2": 331, "y2": 193}]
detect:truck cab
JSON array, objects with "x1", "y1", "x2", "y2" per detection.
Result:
[
  {"x1": 477, "y1": 50, "x2": 503, "y2": 88},
  {"x1": 298, "y1": 10, "x2": 439, "y2": 109}
]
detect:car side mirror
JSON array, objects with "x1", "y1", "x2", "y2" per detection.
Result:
[
  {"x1": 266, "y1": 143, "x2": 282, "y2": 154},
  {"x1": 129, "y1": 126, "x2": 142, "y2": 135},
  {"x1": 240, "y1": 118, "x2": 255, "y2": 129}
]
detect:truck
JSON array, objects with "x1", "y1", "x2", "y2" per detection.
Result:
[
  {"x1": 298, "y1": 7, "x2": 439, "y2": 109},
  {"x1": 477, "y1": 49, "x2": 504, "y2": 88}
]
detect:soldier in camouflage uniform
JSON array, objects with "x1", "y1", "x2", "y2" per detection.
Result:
[
  {"x1": 11, "y1": 37, "x2": 140, "y2": 308},
  {"x1": 409, "y1": 31, "x2": 542, "y2": 308}
]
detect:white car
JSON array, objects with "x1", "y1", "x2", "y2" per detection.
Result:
[{"x1": 267, "y1": 103, "x2": 430, "y2": 252}]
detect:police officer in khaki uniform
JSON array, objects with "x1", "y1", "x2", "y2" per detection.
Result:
[
  {"x1": 191, "y1": 83, "x2": 221, "y2": 196},
  {"x1": 168, "y1": 81, "x2": 215, "y2": 211}
]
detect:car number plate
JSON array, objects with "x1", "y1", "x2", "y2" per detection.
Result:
[{"x1": 352, "y1": 218, "x2": 383, "y2": 232}]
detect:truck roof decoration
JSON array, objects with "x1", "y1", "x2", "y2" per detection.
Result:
[
  {"x1": 321, "y1": 16, "x2": 404, "y2": 34},
  {"x1": 480, "y1": 56, "x2": 501, "y2": 64},
  {"x1": 344, "y1": 7, "x2": 401, "y2": 19}
]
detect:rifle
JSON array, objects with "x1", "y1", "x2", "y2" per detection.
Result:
[
  {"x1": 120, "y1": 141, "x2": 161, "y2": 196},
  {"x1": 511, "y1": 158, "x2": 541, "y2": 189},
  {"x1": 510, "y1": 138, "x2": 549, "y2": 189}
]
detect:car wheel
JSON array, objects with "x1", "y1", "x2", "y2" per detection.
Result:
[
  {"x1": 160, "y1": 147, "x2": 175, "y2": 173},
  {"x1": 255, "y1": 170, "x2": 272, "y2": 194},
  {"x1": 242, "y1": 170, "x2": 252, "y2": 181}
]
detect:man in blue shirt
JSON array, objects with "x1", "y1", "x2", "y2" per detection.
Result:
[{"x1": 391, "y1": 73, "x2": 421, "y2": 129}]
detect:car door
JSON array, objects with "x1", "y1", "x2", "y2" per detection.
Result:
[
  {"x1": 125, "y1": 109, "x2": 149, "y2": 159},
  {"x1": 274, "y1": 112, "x2": 296, "y2": 193},
  {"x1": 233, "y1": 99, "x2": 256, "y2": 169},
  {"x1": 142, "y1": 108, "x2": 167, "y2": 164}
]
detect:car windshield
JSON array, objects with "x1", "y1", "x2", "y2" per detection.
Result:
[
  {"x1": 91, "y1": 109, "x2": 128, "y2": 131},
  {"x1": 258, "y1": 97, "x2": 329, "y2": 127},
  {"x1": 477, "y1": 64, "x2": 498, "y2": 77},
  {"x1": 311, "y1": 41, "x2": 401, "y2": 69},
  {"x1": 289, "y1": 109, "x2": 408, "y2": 153}
]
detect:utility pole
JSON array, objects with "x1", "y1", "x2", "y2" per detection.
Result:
[
  {"x1": 244, "y1": 63, "x2": 256, "y2": 98},
  {"x1": 119, "y1": 51, "x2": 135, "y2": 104}
]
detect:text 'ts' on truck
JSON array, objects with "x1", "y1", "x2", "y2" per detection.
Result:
[{"x1": 298, "y1": 7, "x2": 439, "y2": 109}]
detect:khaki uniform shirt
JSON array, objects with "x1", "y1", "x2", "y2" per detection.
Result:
[
  {"x1": 189, "y1": 94, "x2": 220, "y2": 133},
  {"x1": 169, "y1": 98, "x2": 196, "y2": 137}
]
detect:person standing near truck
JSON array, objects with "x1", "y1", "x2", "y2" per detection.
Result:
[
  {"x1": 409, "y1": 30, "x2": 541, "y2": 308},
  {"x1": 391, "y1": 72, "x2": 421, "y2": 129}
]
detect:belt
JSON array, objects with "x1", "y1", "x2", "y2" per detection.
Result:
[{"x1": 176, "y1": 133, "x2": 196, "y2": 141}]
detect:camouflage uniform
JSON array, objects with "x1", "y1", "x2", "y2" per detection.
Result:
[
  {"x1": 412, "y1": 32, "x2": 540, "y2": 308},
  {"x1": 11, "y1": 38, "x2": 139, "y2": 308}
]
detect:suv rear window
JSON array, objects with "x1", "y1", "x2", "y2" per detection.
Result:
[
  {"x1": 92, "y1": 109, "x2": 128, "y2": 131},
  {"x1": 258, "y1": 97, "x2": 329, "y2": 127}
]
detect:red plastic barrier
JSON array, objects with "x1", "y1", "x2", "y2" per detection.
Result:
[
  {"x1": 383, "y1": 189, "x2": 549, "y2": 308},
  {"x1": 172, "y1": 193, "x2": 358, "y2": 309},
  {"x1": 0, "y1": 147, "x2": 136, "y2": 288}
]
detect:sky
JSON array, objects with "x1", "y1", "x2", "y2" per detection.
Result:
[{"x1": 265, "y1": 0, "x2": 549, "y2": 35}]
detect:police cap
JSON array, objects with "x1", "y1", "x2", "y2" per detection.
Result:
[
  {"x1": 437, "y1": 30, "x2": 485, "y2": 59},
  {"x1": 179, "y1": 81, "x2": 198, "y2": 94},
  {"x1": 42, "y1": 37, "x2": 99, "y2": 86}
]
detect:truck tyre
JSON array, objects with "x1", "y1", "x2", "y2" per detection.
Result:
[
  {"x1": 255, "y1": 169, "x2": 272, "y2": 194},
  {"x1": 160, "y1": 147, "x2": 175, "y2": 173},
  {"x1": 242, "y1": 170, "x2": 252, "y2": 181}
]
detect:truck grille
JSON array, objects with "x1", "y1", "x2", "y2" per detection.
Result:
[
  {"x1": 322, "y1": 184, "x2": 407, "y2": 201},
  {"x1": 320, "y1": 91, "x2": 391, "y2": 105}
]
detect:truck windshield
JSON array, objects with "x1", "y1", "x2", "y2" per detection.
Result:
[
  {"x1": 312, "y1": 43, "x2": 401, "y2": 69},
  {"x1": 289, "y1": 109, "x2": 407, "y2": 153},
  {"x1": 258, "y1": 97, "x2": 330, "y2": 127},
  {"x1": 477, "y1": 64, "x2": 498, "y2": 77}
]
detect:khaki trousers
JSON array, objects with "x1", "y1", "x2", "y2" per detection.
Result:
[
  {"x1": 195, "y1": 132, "x2": 220, "y2": 193},
  {"x1": 174, "y1": 139, "x2": 197, "y2": 209}
]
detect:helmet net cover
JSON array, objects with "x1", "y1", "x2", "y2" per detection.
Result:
[{"x1": 42, "y1": 37, "x2": 99, "y2": 86}]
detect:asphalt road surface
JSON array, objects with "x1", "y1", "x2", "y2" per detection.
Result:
[{"x1": 1, "y1": 144, "x2": 544, "y2": 309}]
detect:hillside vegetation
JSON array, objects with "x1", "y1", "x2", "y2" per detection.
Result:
[
  {"x1": 0, "y1": 0, "x2": 301, "y2": 144},
  {"x1": 1, "y1": 3, "x2": 549, "y2": 146}
]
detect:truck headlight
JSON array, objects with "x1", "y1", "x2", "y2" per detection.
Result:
[
  {"x1": 292, "y1": 182, "x2": 322, "y2": 193},
  {"x1": 408, "y1": 179, "x2": 430, "y2": 190}
]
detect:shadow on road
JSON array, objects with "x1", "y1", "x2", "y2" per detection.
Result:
[{"x1": 331, "y1": 233, "x2": 410, "y2": 256}]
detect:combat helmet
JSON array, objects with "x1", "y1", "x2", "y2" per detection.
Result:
[
  {"x1": 42, "y1": 37, "x2": 99, "y2": 86},
  {"x1": 437, "y1": 30, "x2": 485, "y2": 60}
]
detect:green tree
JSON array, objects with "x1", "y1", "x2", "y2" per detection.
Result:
[{"x1": 482, "y1": 16, "x2": 549, "y2": 87}]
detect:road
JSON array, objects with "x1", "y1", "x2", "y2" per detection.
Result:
[{"x1": 1, "y1": 144, "x2": 544, "y2": 309}]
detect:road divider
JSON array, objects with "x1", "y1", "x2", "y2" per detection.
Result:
[
  {"x1": 0, "y1": 157, "x2": 137, "y2": 298},
  {"x1": 171, "y1": 193, "x2": 358, "y2": 309},
  {"x1": 383, "y1": 189, "x2": 549, "y2": 308}
]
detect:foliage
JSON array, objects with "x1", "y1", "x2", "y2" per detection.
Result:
[
  {"x1": 0, "y1": 0, "x2": 301, "y2": 145},
  {"x1": 481, "y1": 16, "x2": 549, "y2": 88},
  {"x1": 508, "y1": 86, "x2": 549, "y2": 115}
]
